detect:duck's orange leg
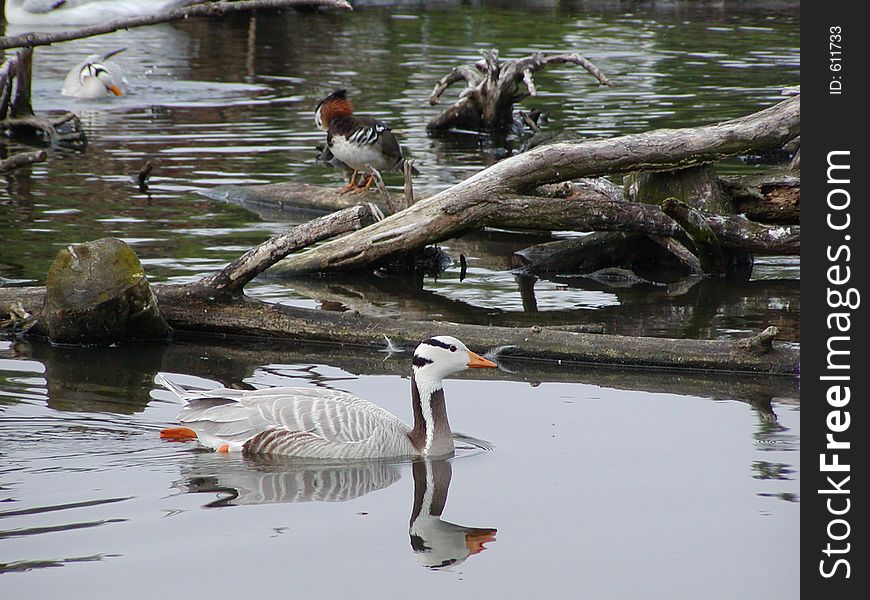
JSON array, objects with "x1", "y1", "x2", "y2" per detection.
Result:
[
  {"x1": 160, "y1": 427, "x2": 198, "y2": 441},
  {"x1": 353, "y1": 174, "x2": 375, "y2": 193},
  {"x1": 339, "y1": 170, "x2": 359, "y2": 194}
]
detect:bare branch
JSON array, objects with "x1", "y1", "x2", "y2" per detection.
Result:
[
  {"x1": 183, "y1": 204, "x2": 380, "y2": 298},
  {"x1": 429, "y1": 65, "x2": 483, "y2": 105},
  {"x1": 403, "y1": 160, "x2": 416, "y2": 207},
  {"x1": 0, "y1": 0, "x2": 353, "y2": 50},
  {"x1": 0, "y1": 150, "x2": 47, "y2": 173}
]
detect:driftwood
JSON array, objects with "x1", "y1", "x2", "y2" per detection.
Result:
[
  {"x1": 165, "y1": 203, "x2": 384, "y2": 300},
  {"x1": 0, "y1": 283, "x2": 798, "y2": 375},
  {"x1": 428, "y1": 50, "x2": 613, "y2": 131},
  {"x1": 262, "y1": 95, "x2": 799, "y2": 277},
  {"x1": 0, "y1": 0, "x2": 353, "y2": 50},
  {"x1": 0, "y1": 149, "x2": 46, "y2": 173},
  {"x1": 0, "y1": 199, "x2": 799, "y2": 374},
  {"x1": 208, "y1": 171, "x2": 799, "y2": 226},
  {"x1": 720, "y1": 172, "x2": 800, "y2": 224},
  {"x1": 209, "y1": 182, "x2": 798, "y2": 260},
  {"x1": 0, "y1": 96, "x2": 802, "y2": 374}
]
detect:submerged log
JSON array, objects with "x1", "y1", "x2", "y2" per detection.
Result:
[
  {"x1": 0, "y1": 285, "x2": 798, "y2": 375},
  {"x1": 42, "y1": 238, "x2": 171, "y2": 345},
  {"x1": 201, "y1": 183, "x2": 398, "y2": 217}
]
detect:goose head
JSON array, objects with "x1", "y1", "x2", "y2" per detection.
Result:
[
  {"x1": 61, "y1": 50, "x2": 126, "y2": 99},
  {"x1": 408, "y1": 336, "x2": 497, "y2": 457},
  {"x1": 412, "y1": 336, "x2": 497, "y2": 387},
  {"x1": 79, "y1": 62, "x2": 124, "y2": 98}
]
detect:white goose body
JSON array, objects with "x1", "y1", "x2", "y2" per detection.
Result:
[
  {"x1": 159, "y1": 336, "x2": 497, "y2": 459},
  {"x1": 4, "y1": 0, "x2": 193, "y2": 26}
]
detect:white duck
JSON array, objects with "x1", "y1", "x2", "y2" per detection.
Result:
[
  {"x1": 61, "y1": 48, "x2": 125, "y2": 99},
  {"x1": 4, "y1": 0, "x2": 195, "y2": 26},
  {"x1": 159, "y1": 336, "x2": 498, "y2": 459}
]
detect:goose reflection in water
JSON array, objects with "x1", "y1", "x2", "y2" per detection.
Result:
[
  {"x1": 175, "y1": 456, "x2": 496, "y2": 569},
  {"x1": 409, "y1": 459, "x2": 497, "y2": 569}
]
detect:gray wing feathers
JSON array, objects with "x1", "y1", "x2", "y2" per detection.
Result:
[{"x1": 162, "y1": 378, "x2": 414, "y2": 457}]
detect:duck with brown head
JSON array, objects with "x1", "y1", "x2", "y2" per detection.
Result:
[{"x1": 314, "y1": 89, "x2": 420, "y2": 193}]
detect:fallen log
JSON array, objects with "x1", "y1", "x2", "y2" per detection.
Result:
[
  {"x1": 206, "y1": 182, "x2": 799, "y2": 277},
  {"x1": 0, "y1": 284, "x2": 799, "y2": 375},
  {"x1": 207, "y1": 171, "x2": 799, "y2": 226},
  {"x1": 0, "y1": 204, "x2": 800, "y2": 374},
  {"x1": 265, "y1": 95, "x2": 799, "y2": 276},
  {"x1": 144, "y1": 296, "x2": 804, "y2": 374}
]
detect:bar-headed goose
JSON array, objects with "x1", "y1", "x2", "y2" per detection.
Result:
[
  {"x1": 4, "y1": 1, "x2": 194, "y2": 26},
  {"x1": 61, "y1": 48, "x2": 126, "y2": 99},
  {"x1": 159, "y1": 336, "x2": 497, "y2": 459}
]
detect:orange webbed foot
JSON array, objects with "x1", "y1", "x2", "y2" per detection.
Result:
[{"x1": 160, "y1": 427, "x2": 198, "y2": 441}]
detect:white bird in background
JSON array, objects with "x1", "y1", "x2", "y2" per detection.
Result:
[
  {"x1": 4, "y1": 0, "x2": 196, "y2": 26},
  {"x1": 158, "y1": 336, "x2": 499, "y2": 459},
  {"x1": 61, "y1": 48, "x2": 126, "y2": 99}
]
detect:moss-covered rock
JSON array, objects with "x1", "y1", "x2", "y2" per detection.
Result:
[{"x1": 43, "y1": 238, "x2": 171, "y2": 345}]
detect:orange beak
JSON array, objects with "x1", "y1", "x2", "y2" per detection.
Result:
[
  {"x1": 467, "y1": 351, "x2": 497, "y2": 368},
  {"x1": 108, "y1": 84, "x2": 123, "y2": 97},
  {"x1": 465, "y1": 529, "x2": 497, "y2": 555}
]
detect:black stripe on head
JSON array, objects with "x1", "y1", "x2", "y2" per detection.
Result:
[
  {"x1": 412, "y1": 355, "x2": 433, "y2": 367},
  {"x1": 425, "y1": 337, "x2": 452, "y2": 350}
]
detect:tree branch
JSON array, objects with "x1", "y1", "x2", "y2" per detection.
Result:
[
  {"x1": 429, "y1": 65, "x2": 483, "y2": 105},
  {"x1": 0, "y1": 0, "x2": 353, "y2": 50},
  {"x1": 167, "y1": 203, "x2": 382, "y2": 300},
  {"x1": 0, "y1": 150, "x2": 47, "y2": 173}
]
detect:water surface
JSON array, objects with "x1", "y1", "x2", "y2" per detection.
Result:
[{"x1": 1, "y1": 338, "x2": 799, "y2": 598}]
